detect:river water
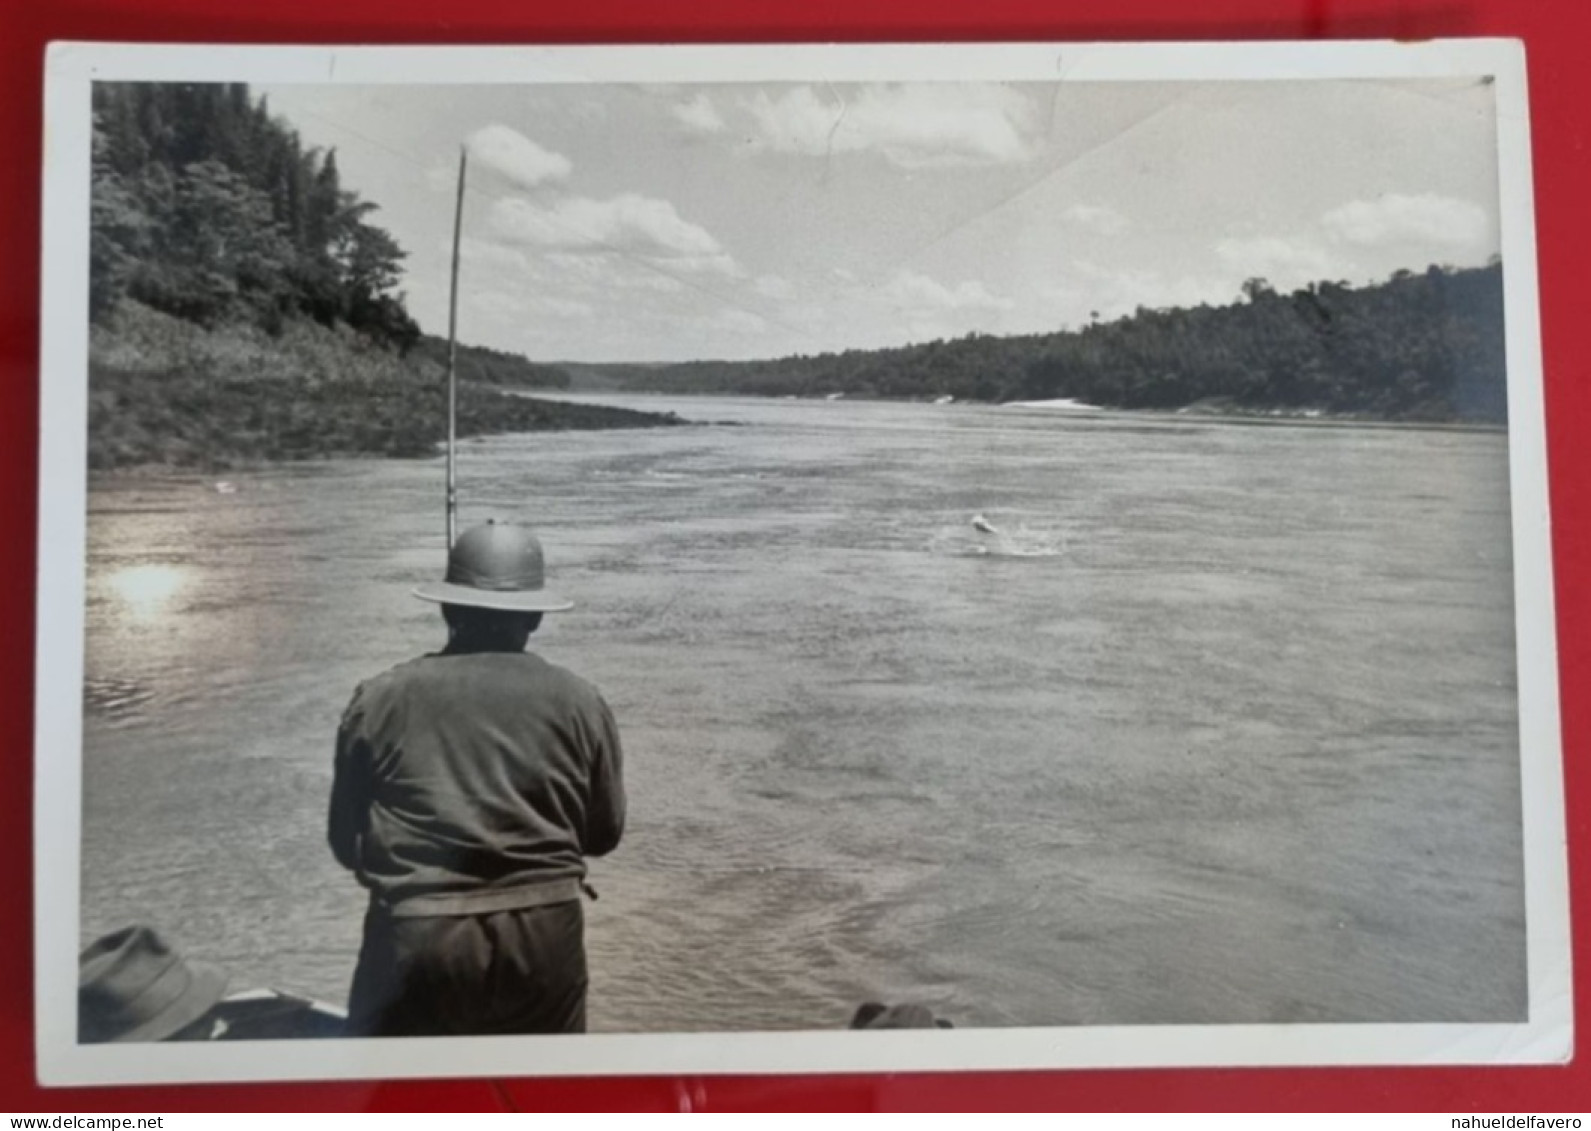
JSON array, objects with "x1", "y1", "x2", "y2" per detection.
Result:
[{"x1": 80, "y1": 394, "x2": 1526, "y2": 1031}]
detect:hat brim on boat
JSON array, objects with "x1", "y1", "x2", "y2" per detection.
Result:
[
  {"x1": 412, "y1": 580, "x2": 574, "y2": 613},
  {"x1": 116, "y1": 961, "x2": 229, "y2": 1044}
]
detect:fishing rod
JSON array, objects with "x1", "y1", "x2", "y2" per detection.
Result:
[{"x1": 445, "y1": 145, "x2": 467, "y2": 547}]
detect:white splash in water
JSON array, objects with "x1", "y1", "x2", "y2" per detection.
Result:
[{"x1": 966, "y1": 514, "x2": 1065, "y2": 558}]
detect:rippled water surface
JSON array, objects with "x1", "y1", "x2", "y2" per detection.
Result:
[{"x1": 81, "y1": 395, "x2": 1525, "y2": 1030}]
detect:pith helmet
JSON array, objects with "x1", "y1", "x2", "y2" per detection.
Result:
[{"x1": 413, "y1": 519, "x2": 574, "y2": 613}]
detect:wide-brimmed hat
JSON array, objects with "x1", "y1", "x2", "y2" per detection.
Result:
[
  {"x1": 79, "y1": 926, "x2": 228, "y2": 1043},
  {"x1": 413, "y1": 519, "x2": 573, "y2": 613}
]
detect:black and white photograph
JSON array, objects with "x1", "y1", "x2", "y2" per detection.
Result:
[{"x1": 35, "y1": 41, "x2": 1568, "y2": 1084}]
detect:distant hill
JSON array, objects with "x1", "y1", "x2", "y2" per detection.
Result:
[
  {"x1": 553, "y1": 362, "x2": 644, "y2": 393},
  {"x1": 578, "y1": 263, "x2": 1508, "y2": 424},
  {"x1": 413, "y1": 336, "x2": 573, "y2": 390}
]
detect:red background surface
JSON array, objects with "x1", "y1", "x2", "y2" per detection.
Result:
[{"x1": 2, "y1": 0, "x2": 1585, "y2": 1113}]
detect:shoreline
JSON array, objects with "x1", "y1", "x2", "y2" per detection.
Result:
[
  {"x1": 87, "y1": 390, "x2": 1507, "y2": 480},
  {"x1": 87, "y1": 381, "x2": 690, "y2": 477},
  {"x1": 548, "y1": 387, "x2": 1510, "y2": 436}
]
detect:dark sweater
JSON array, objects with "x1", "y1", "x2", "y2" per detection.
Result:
[{"x1": 328, "y1": 646, "x2": 625, "y2": 912}]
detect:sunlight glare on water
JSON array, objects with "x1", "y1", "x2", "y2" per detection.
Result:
[{"x1": 105, "y1": 563, "x2": 191, "y2": 623}]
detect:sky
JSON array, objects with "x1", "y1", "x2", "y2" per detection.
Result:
[{"x1": 257, "y1": 77, "x2": 1501, "y2": 364}]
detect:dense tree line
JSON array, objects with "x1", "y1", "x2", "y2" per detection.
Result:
[
  {"x1": 412, "y1": 336, "x2": 572, "y2": 390},
  {"x1": 85, "y1": 83, "x2": 684, "y2": 471},
  {"x1": 90, "y1": 82, "x2": 420, "y2": 349},
  {"x1": 600, "y1": 264, "x2": 1507, "y2": 423}
]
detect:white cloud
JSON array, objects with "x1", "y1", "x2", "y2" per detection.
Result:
[
  {"x1": 1320, "y1": 192, "x2": 1490, "y2": 250},
  {"x1": 1050, "y1": 262, "x2": 1235, "y2": 325},
  {"x1": 748, "y1": 269, "x2": 1018, "y2": 350},
  {"x1": 1203, "y1": 193, "x2": 1494, "y2": 298},
  {"x1": 455, "y1": 237, "x2": 530, "y2": 272},
  {"x1": 1062, "y1": 203, "x2": 1130, "y2": 236},
  {"x1": 672, "y1": 93, "x2": 727, "y2": 135},
  {"x1": 877, "y1": 269, "x2": 1014, "y2": 314},
  {"x1": 665, "y1": 252, "x2": 742, "y2": 276},
  {"x1": 615, "y1": 268, "x2": 688, "y2": 293},
  {"x1": 568, "y1": 98, "x2": 610, "y2": 125},
  {"x1": 710, "y1": 310, "x2": 770, "y2": 335},
  {"x1": 545, "y1": 296, "x2": 597, "y2": 320},
  {"x1": 465, "y1": 125, "x2": 572, "y2": 190},
  {"x1": 744, "y1": 83, "x2": 1034, "y2": 168},
  {"x1": 812, "y1": 269, "x2": 1018, "y2": 345},
  {"x1": 450, "y1": 238, "x2": 688, "y2": 326},
  {"x1": 489, "y1": 193, "x2": 733, "y2": 270},
  {"x1": 474, "y1": 289, "x2": 593, "y2": 321},
  {"x1": 754, "y1": 274, "x2": 794, "y2": 299},
  {"x1": 425, "y1": 164, "x2": 458, "y2": 194},
  {"x1": 1214, "y1": 236, "x2": 1339, "y2": 286},
  {"x1": 497, "y1": 248, "x2": 690, "y2": 297}
]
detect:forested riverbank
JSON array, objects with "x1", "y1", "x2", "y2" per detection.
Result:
[
  {"x1": 87, "y1": 82, "x2": 677, "y2": 472},
  {"x1": 571, "y1": 264, "x2": 1508, "y2": 425}
]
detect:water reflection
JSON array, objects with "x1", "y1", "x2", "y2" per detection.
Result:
[{"x1": 106, "y1": 564, "x2": 190, "y2": 622}]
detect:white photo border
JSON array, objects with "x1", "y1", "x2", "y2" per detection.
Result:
[{"x1": 35, "y1": 38, "x2": 1570, "y2": 1086}]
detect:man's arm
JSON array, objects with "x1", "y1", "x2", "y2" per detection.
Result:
[
  {"x1": 328, "y1": 685, "x2": 372, "y2": 873},
  {"x1": 583, "y1": 692, "x2": 626, "y2": 858}
]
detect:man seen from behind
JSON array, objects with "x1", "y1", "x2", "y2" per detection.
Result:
[{"x1": 329, "y1": 519, "x2": 625, "y2": 1036}]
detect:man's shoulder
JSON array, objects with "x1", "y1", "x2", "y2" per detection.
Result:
[
  {"x1": 523, "y1": 654, "x2": 612, "y2": 715},
  {"x1": 355, "y1": 652, "x2": 443, "y2": 697},
  {"x1": 356, "y1": 651, "x2": 609, "y2": 711}
]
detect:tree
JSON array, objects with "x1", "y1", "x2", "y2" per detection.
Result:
[
  {"x1": 1241, "y1": 277, "x2": 1274, "y2": 303},
  {"x1": 88, "y1": 82, "x2": 422, "y2": 350},
  {"x1": 335, "y1": 206, "x2": 406, "y2": 298},
  {"x1": 130, "y1": 160, "x2": 293, "y2": 325}
]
